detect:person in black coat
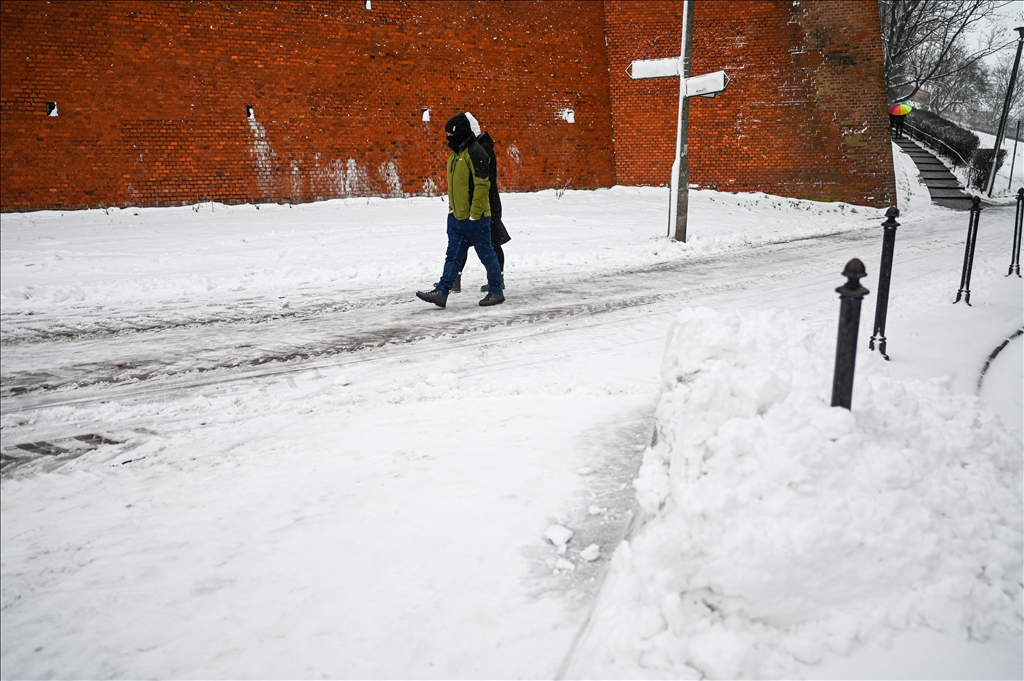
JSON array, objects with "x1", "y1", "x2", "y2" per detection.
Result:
[
  {"x1": 452, "y1": 113, "x2": 511, "y2": 293},
  {"x1": 889, "y1": 112, "x2": 905, "y2": 139}
]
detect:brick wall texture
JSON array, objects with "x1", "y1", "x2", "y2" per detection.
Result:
[{"x1": 1, "y1": 0, "x2": 896, "y2": 212}]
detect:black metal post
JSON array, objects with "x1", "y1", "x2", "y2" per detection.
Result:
[
  {"x1": 986, "y1": 27, "x2": 1024, "y2": 197},
  {"x1": 1009, "y1": 119, "x2": 1021, "y2": 192},
  {"x1": 832, "y1": 258, "x2": 869, "y2": 410},
  {"x1": 869, "y1": 207, "x2": 899, "y2": 360},
  {"x1": 955, "y1": 196, "x2": 982, "y2": 304},
  {"x1": 1011, "y1": 187, "x2": 1023, "y2": 277}
]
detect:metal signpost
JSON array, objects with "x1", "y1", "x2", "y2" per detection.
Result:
[{"x1": 627, "y1": 1, "x2": 729, "y2": 242}]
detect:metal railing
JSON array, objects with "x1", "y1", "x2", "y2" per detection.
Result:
[{"x1": 903, "y1": 122, "x2": 970, "y2": 167}]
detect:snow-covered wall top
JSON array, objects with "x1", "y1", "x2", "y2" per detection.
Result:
[{"x1": 0, "y1": 1, "x2": 895, "y2": 211}]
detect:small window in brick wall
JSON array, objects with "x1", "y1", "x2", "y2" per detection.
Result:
[
  {"x1": 246, "y1": 105, "x2": 255, "y2": 120},
  {"x1": 422, "y1": 108, "x2": 430, "y2": 122},
  {"x1": 365, "y1": 1, "x2": 371, "y2": 9},
  {"x1": 46, "y1": 102, "x2": 58, "y2": 117}
]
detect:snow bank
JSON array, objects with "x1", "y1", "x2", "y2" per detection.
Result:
[{"x1": 565, "y1": 307, "x2": 1023, "y2": 679}]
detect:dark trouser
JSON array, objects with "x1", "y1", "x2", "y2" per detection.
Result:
[
  {"x1": 457, "y1": 227, "x2": 504, "y2": 273},
  {"x1": 435, "y1": 213, "x2": 503, "y2": 295}
]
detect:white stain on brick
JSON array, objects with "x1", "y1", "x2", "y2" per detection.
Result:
[
  {"x1": 248, "y1": 118, "x2": 277, "y2": 197},
  {"x1": 290, "y1": 160, "x2": 302, "y2": 199},
  {"x1": 340, "y1": 159, "x2": 370, "y2": 196},
  {"x1": 311, "y1": 158, "x2": 372, "y2": 197},
  {"x1": 378, "y1": 160, "x2": 402, "y2": 196}
]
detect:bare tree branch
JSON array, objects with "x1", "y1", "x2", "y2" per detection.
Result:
[{"x1": 879, "y1": 0, "x2": 1013, "y2": 103}]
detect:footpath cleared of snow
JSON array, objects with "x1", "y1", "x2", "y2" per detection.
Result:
[{"x1": 1, "y1": 141, "x2": 1022, "y2": 679}]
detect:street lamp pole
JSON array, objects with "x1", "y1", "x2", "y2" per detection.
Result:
[{"x1": 986, "y1": 26, "x2": 1024, "y2": 197}]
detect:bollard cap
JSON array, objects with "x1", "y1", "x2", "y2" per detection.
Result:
[
  {"x1": 836, "y1": 258, "x2": 869, "y2": 298},
  {"x1": 970, "y1": 195, "x2": 981, "y2": 212},
  {"x1": 882, "y1": 206, "x2": 900, "y2": 228}
]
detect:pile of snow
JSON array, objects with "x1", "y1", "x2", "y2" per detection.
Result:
[{"x1": 565, "y1": 307, "x2": 1022, "y2": 679}]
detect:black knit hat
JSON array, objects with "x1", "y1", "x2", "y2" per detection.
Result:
[{"x1": 445, "y1": 112, "x2": 474, "y2": 151}]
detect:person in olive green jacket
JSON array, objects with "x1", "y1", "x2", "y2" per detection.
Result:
[
  {"x1": 416, "y1": 112, "x2": 505, "y2": 308},
  {"x1": 451, "y1": 111, "x2": 510, "y2": 294}
]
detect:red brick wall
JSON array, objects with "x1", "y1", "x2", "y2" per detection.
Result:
[
  {"x1": 603, "y1": 0, "x2": 896, "y2": 206},
  {"x1": 1, "y1": 0, "x2": 895, "y2": 212},
  {"x1": 1, "y1": 0, "x2": 616, "y2": 210}
]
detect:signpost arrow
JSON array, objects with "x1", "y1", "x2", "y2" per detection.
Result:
[
  {"x1": 628, "y1": 62, "x2": 731, "y2": 100},
  {"x1": 683, "y1": 70, "x2": 730, "y2": 98},
  {"x1": 626, "y1": 1, "x2": 729, "y2": 242},
  {"x1": 626, "y1": 56, "x2": 680, "y2": 80}
]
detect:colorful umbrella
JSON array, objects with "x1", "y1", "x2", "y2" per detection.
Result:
[{"x1": 889, "y1": 102, "x2": 913, "y2": 116}]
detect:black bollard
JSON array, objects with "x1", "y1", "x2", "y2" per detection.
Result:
[
  {"x1": 954, "y1": 196, "x2": 982, "y2": 305},
  {"x1": 1010, "y1": 188, "x2": 1022, "y2": 277},
  {"x1": 869, "y1": 207, "x2": 900, "y2": 360},
  {"x1": 832, "y1": 258, "x2": 869, "y2": 410}
]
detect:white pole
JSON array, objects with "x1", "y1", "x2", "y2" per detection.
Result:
[{"x1": 668, "y1": 0, "x2": 693, "y2": 241}]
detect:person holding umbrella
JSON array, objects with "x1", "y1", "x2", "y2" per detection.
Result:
[{"x1": 889, "y1": 102, "x2": 912, "y2": 139}]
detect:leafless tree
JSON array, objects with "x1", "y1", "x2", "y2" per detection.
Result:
[
  {"x1": 925, "y1": 44, "x2": 990, "y2": 115},
  {"x1": 879, "y1": 0, "x2": 1015, "y2": 103},
  {"x1": 982, "y1": 49, "x2": 1024, "y2": 130}
]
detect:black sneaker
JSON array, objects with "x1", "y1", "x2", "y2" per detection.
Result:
[
  {"x1": 479, "y1": 291, "x2": 505, "y2": 307},
  {"x1": 452, "y1": 274, "x2": 461, "y2": 293},
  {"x1": 416, "y1": 289, "x2": 448, "y2": 308},
  {"x1": 480, "y1": 276, "x2": 504, "y2": 292}
]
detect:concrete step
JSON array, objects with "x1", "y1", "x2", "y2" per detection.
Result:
[
  {"x1": 895, "y1": 136, "x2": 974, "y2": 210},
  {"x1": 934, "y1": 197, "x2": 975, "y2": 210},
  {"x1": 928, "y1": 187, "x2": 973, "y2": 198}
]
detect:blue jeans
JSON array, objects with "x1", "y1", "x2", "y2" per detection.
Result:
[{"x1": 435, "y1": 214, "x2": 503, "y2": 295}]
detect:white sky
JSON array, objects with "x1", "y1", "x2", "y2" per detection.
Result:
[{"x1": 981, "y1": 0, "x2": 1024, "y2": 64}]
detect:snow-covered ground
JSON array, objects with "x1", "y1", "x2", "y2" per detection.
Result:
[
  {"x1": 973, "y1": 128, "x2": 1023, "y2": 200},
  {"x1": 1, "y1": 144, "x2": 1021, "y2": 679}
]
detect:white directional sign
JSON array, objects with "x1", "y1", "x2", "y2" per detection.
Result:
[
  {"x1": 628, "y1": 60, "x2": 730, "y2": 99},
  {"x1": 626, "y1": 0, "x2": 730, "y2": 243},
  {"x1": 684, "y1": 70, "x2": 730, "y2": 98},
  {"x1": 627, "y1": 56, "x2": 681, "y2": 80}
]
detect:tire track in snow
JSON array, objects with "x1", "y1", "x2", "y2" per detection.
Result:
[
  {"x1": 8, "y1": 209, "x2": 995, "y2": 414},
  {"x1": 1, "y1": 227, "x2": 878, "y2": 347}
]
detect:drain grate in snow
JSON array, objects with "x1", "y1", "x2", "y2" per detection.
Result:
[{"x1": 2, "y1": 434, "x2": 124, "y2": 477}]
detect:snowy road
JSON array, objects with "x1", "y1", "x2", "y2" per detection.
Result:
[
  {"x1": 0, "y1": 215, "x2": 974, "y2": 405},
  {"x1": 2, "y1": 184, "x2": 1021, "y2": 678}
]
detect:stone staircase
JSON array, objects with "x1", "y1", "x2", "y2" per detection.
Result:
[{"x1": 893, "y1": 136, "x2": 974, "y2": 210}]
